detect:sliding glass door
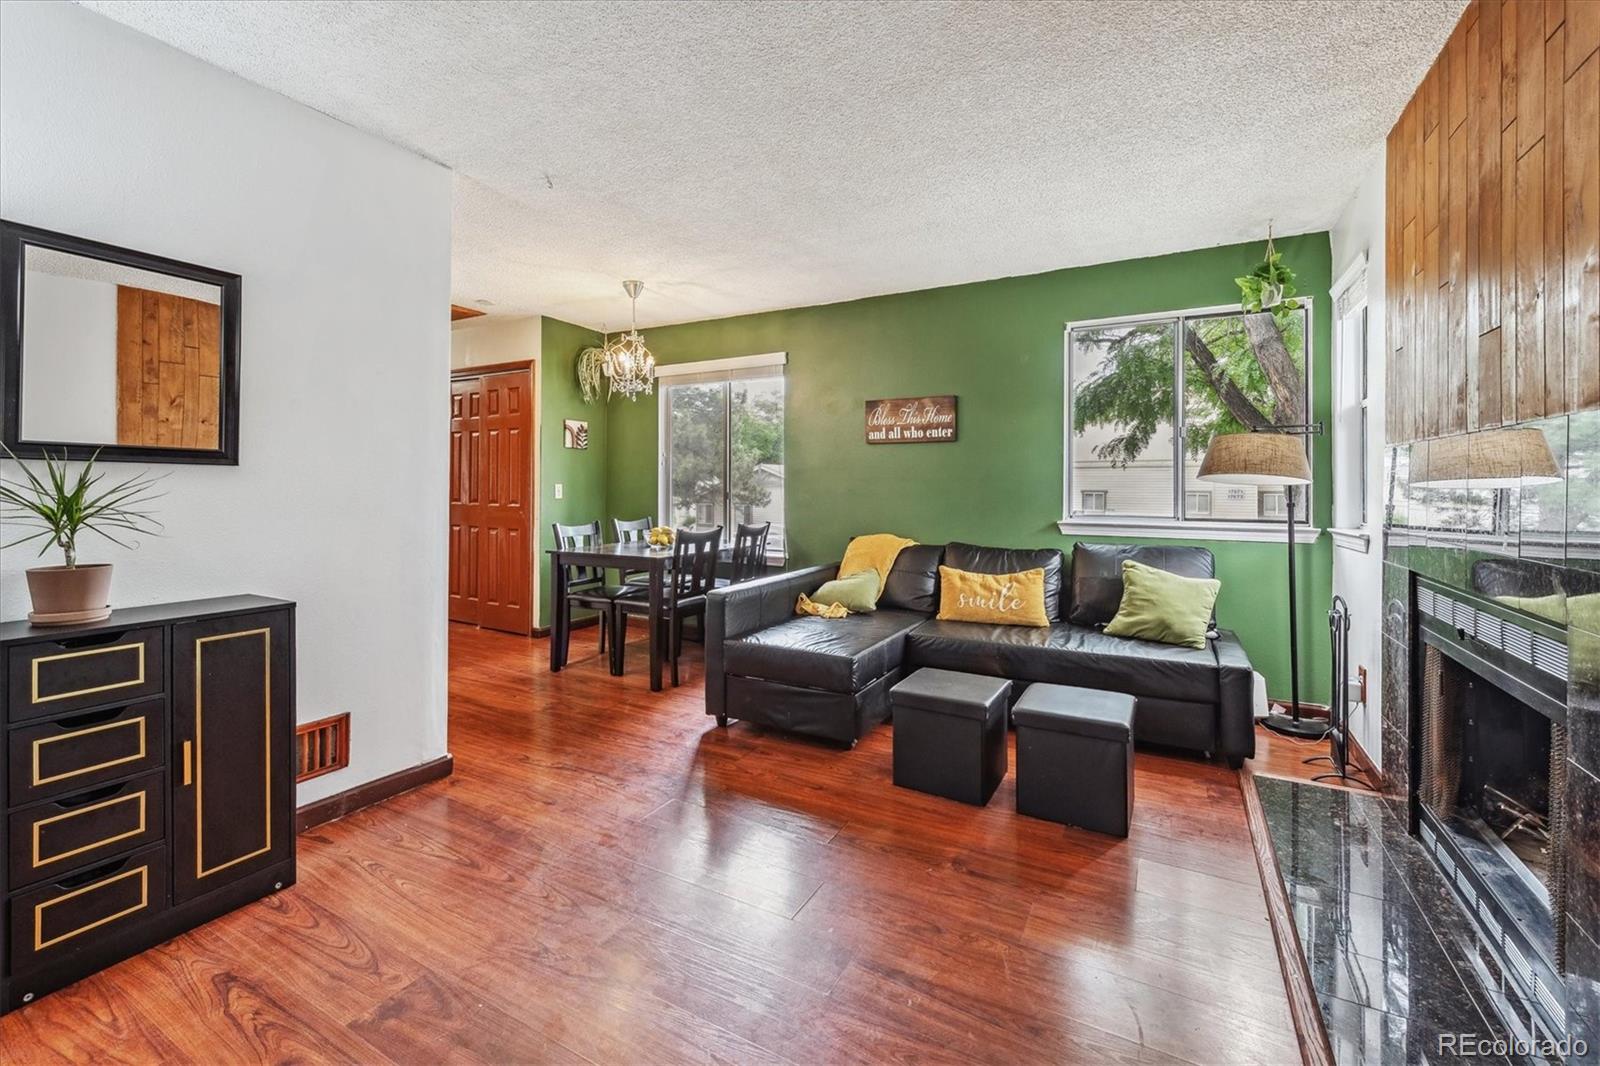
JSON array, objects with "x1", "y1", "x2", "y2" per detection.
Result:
[{"x1": 662, "y1": 371, "x2": 785, "y2": 555}]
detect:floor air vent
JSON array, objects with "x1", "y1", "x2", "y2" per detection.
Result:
[{"x1": 296, "y1": 713, "x2": 350, "y2": 782}]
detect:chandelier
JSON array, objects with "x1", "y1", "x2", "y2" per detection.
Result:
[{"x1": 602, "y1": 280, "x2": 655, "y2": 401}]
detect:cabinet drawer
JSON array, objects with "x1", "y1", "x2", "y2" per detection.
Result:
[
  {"x1": 8, "y1": 699, "x2": 166, "y2": 807},
  {"x1": 7, "y1": 629, "x2": 164, "y2": 721},
  {"x1": 9, "y1": 847, "x2": 168, "y2": 971},
  {"x1": 9, "y1": 772, "x2": 165, "y2": 889}
]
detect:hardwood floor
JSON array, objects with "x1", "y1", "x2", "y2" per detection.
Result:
[
  {"x1": 1, "y1": 624, "x2": 1303, "y2": 1065},
  {"x1": 1245, "y1": 718, "x2": 1383, "y2": 794}
]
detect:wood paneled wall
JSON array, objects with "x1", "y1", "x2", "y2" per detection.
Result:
[
  {"x1": 1386, "y1": 0, "x2": 1600, "y2": 443},
  {"x1": 115, "y1": 285, "x2": 221, "y2": 449}
]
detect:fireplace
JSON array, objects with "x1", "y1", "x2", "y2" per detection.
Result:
[{"x1": 1413, "y1": 580, "x2": 1571, "y2": 1045}]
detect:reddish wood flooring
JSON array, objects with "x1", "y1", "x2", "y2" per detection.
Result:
[
  {"x1": 1245, "y1": 719, "x2": 1382, "y2": 795},
  {"x1": 1, "y1": 624, "x2": 1303, "y2": 1065}
]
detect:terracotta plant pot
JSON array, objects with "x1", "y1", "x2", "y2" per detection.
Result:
[{"x1": 25, "y1": 563, "x2": 113, "y2": 618}]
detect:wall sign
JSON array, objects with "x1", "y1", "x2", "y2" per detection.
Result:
[
  {"x1": 563, "y1": 419, "x2": 589, "y2": 449},
  {"x1": 865, "y1": 395, "x2": 957, "y2": 444}
]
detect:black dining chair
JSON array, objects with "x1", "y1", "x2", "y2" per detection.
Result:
[
  {"x1": 613, "y1": 516, "x2": 655, "y2": 588},
  {"x1": 613, "y1": 526, "x2": 722, "y2": 686},
  {"x1": 723, "y1": 521, "x2": 772, "y2": 586},
  {"x1": 552, "y1": 520, "x2": 636, "y2": 673}
]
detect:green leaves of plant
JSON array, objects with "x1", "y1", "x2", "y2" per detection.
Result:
[
  {"x1": 0, "y1": 446, "x2": 164, "y2": 567},
  {"x1": 1235, "y1": 249, "x2": 1302, "y2": 313}
]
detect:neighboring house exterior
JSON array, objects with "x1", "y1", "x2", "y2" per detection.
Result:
[
  {"x1": 1070, "y1": 422, "x2": 1289, "y2": 522},
  {"x1": 741, "y1": 462, "x2": 786, "y2": 553}
]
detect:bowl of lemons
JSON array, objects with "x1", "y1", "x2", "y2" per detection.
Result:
[{"x1": 645, "y1": 525, "x2": 674, "y2": 551}]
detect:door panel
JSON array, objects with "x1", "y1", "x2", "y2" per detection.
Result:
[
  {"x1": 448, "y1": 379, "x2": 483, "y2": 624},
  {"x1": 171, "y1": 610, "x2": 293, "y2": 903},
  {"x1": 475, "y1": 370, "x2": 533, "y2": 634}
]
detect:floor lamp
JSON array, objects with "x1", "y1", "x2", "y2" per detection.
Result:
[{"x1": 1198, "y1": 428, "x2": 1327, "y2": 739}]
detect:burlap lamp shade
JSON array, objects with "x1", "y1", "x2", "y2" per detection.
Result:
[
  {"x1": 1409, "y1": 429, "x2": 1561, "y2": 488},
  {"x1": 1196, "y1": 432, "x2": 1311, "y2": 486}
]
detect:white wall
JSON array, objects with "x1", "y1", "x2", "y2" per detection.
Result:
[
  {"x1": 1328, "y1": 148, "x2": 1387, "y2": 769},
  {"x1": 19, "y1": 271, "x2": 117, "y2": 443},
  {"x1": 450, "y1": 314, "x2": 541, "y2": 369},
  {"x1": 0, "y1": 1, "x2": 452, "y2": 803}
]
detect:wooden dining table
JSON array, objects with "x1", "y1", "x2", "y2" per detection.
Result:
[{"x1": 547, "y1": 541, "x2": 675, "y2": 691}]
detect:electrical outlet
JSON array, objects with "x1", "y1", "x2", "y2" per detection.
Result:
[
  {"x1": 554, "y1": 483, "x2": 563, "y2": 500},
  {"x1": 1357, "y1": 666, "x2": 1368, "y2": 705}
]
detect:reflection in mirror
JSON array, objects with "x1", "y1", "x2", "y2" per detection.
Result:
[{"x1": 20, "y1": 246, "x2": 224, "y2": 450}]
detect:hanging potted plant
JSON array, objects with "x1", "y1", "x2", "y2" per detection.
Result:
[
  {"x1": 1236, "y1": 228, "x2": 1302, "y2": 313},
  {"x1": 1, "y1": 447, "x2": 164, "y2": 624}
]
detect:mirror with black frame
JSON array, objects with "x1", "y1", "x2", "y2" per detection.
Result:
[{"x1": 1, "y1": 219, "x2": 240, "y2": 464}]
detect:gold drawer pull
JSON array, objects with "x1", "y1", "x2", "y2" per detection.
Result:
[{"x1": 182, "y1": 741, "x2": 193, "y2": 786}]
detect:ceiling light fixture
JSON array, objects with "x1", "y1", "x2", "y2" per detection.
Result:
[{"x1": 602, "y1": 280, "x2": 655, "y2": 401}]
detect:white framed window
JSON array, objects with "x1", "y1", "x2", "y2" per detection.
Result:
[
  {"x1": 658, "y1": 353, "x2": 787, "y2": 557},
  {"x1": 1331, "y1": 255, "x2": 1371, "y2": 548},
  {"x1": 1062, "y1": 302, "x2": 1313, "y2": 541},
  {"x1": 1260, "y1": 491, "x2": 1289, "y2": 520}
]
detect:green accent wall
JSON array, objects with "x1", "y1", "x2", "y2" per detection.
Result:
[
  {"x1": 538, "y1": 316, "x2": 606, "y2": 629},
  {"x1": 602, "y1": 234, "x2": 1335, "y2": 703}
]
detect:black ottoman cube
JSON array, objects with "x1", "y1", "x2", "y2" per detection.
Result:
[
  {"x1": 1013, "y1": 684, "x2": 1135, "y2": 837},
  {"x1": 891, "y1": 668, "x2": 1011, "y2": 806}
]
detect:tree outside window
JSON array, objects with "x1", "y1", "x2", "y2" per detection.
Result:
[
  {"x1": 1067, "y1": 305, "x2": 1309, "y2": 523},
  {"x1": 664, "y1": 374, "x2": 785, "y2": 553}
]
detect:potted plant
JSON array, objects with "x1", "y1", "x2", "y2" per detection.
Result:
[
  {"x1": 1236, "y1": 228, "x2": 1302, "y2": 314},
  {"x1": 1, "y1": 447, "x2": 163, "y2": 624}
]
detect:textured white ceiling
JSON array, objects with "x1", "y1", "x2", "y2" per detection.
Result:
[{"x1": 79, "y1": 0, "x2": 1464, "y2": 330}]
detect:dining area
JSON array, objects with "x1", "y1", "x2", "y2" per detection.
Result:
[{"x1": 547, "y1": 517, "x2": 774, "y2": 692}]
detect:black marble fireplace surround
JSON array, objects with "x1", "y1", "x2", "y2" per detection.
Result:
[
  {"x1": 1378, "y1": 409, "x2": 1600, "y2": 1065},
  {"x1": 1260, "y1": 775, "x2": 1531, "y2": 1064}
]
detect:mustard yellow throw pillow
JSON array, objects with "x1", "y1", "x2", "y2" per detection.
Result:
[
  {"x1": 937, "y1": 566, "x2": 1050, "y2": 627},
  {"x1": 1103, "y1": 559, "x2": 1221, "y2": 650}
]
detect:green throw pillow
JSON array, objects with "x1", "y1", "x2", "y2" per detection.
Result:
[
  {"x1": 1103, "y1": 559, "x2": 1221, "y2": 650},
  {"x1": 810, "y1": 570, "x2": 882, "y2": 613},
  {"x1": 1493, "y1": 592, "x2": 1568, "y2": 626}
]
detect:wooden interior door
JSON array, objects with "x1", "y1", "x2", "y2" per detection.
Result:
[
  {"x1": 475, "y1": 370, "x2": 534, "y2": 634},
  {"x1": 448, "y1": 377, "x2": 483, "y2": 625},
  {"x1": 448, "y1": 366, "x2": 534, "y2": 635}
]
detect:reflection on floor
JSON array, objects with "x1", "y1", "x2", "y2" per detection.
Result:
[{"x1": 1255, "y1": 775, "x2": 1524, "y2": 1065}]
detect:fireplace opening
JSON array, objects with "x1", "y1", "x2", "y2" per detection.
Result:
[
  {"x1": 1414, "y1": 615, "x2": 1571, "y2": 1046},
  {"x1": 1419, "y1": 645, "x2": 1563, "y2": 899}
]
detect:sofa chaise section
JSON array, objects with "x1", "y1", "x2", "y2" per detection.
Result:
[{"x1": 705, "y1": 546, "x2": 945, "y2": 745}]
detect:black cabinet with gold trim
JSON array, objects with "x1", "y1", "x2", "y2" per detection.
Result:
[{"x1": 0, "y1": 596, "x2": 295, "y2": 1013}]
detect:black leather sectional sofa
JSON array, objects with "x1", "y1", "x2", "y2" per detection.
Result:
[{"x1": 704, "y1": 541, "x2": 1258, "y2": 767}]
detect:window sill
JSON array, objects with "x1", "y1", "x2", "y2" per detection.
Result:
[
  {"x1": 1328, "y1": 527, "x2": 1372, "y2": 553},
  {"x1": 1055, "y1": 518, "x2": 1324, "y2": 544}
]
